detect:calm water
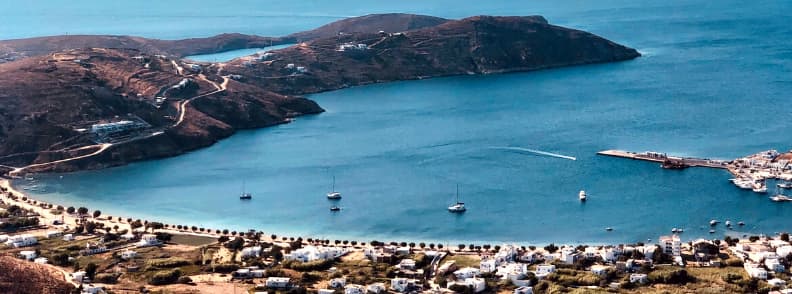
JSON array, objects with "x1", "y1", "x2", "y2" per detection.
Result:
[
  {"x1": 9, "y1": 1, "x2": 792, "y2": 244},
  {"x1": 184, "y1": 44, "x2": 295, "y2": 62}
]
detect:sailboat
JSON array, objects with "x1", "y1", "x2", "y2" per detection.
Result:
[
  {"x1": 448, "y1": 185, "x2": 466, "y2": 213},
  {"x1": 326, "y1": 176, "x2": 342, "y2": 199},
  {"x1": 579, "y1": 190, "x2": 587, "y2": 201},
  {"x1": 239, "y1": 181, "x2": 252, "y2": 200}
]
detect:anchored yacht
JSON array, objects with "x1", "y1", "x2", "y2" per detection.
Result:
[{"x1": 448, "y1": 185, "x2": 466, "y2": 213}]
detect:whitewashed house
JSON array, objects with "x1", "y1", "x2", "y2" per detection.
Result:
[
  {"x1": 451, "y1": 278, "x2": 486, "y2": 293},
  {"x1": 765, "y1": 257, "x2": 785, "y2": 272},
  {"x1": 514, "y1": 286, "x2": 533, "y2": 294},
  {"x1": 46, "y1": 231, "x2": 62, "y2": 238},
  {"x1": 34, "y1": 257, "x2": 48, "y2": 264},
  {"x1": 591, "y1": 265, "x2": 611, "y2": 276},
  {"x1": 241, "y1": 246, "x2": 262, "y2": 258},
  {"x1": 535, "y1": 264, "x2": 556, "y2": 278},
  {"x1": 629, "y1": 273, "x2": 648, "y2": 284},
  {"x1": 390, "y1": 278, "x2": 415, "y2": 293},
  {"x1": 744, "y1": 263, "x2": 768, "y2": 280},
  {"x1": 284, "y1": 245, "x2": 347, "y2": 262},
  {"x1": 480, "y1": 258, "x2": 496, "y2": 273},
  {"x1": 768, "y1": 278, "x2": 787, "y2": 287},
  {"x1": 345, "y1": 284, "x2": 366, "y2": 294},
  {"x1": 330, "y1": 277, "x2": 347, "y2": 288},
  {"x1": 454, "y1": 267, "x2": 480, "y2": 279},
  {"x1": 72, "y1": 271, "x2": 87, "y2": 283},
  {"x1": 0, "y1": 235, "x2": 8, "y2": 243},
  {"x1": 121, "y1": 249, "x2": 137, "y2": 260},
  {"x1": 494, "y1": 244, "x2": 519, "y2": 263},
  {"x1": 136, "y1": 234, "x2": 161, "y2": 247},
  {"x1": 584, "y1": 247, "x2": 599, "y2": 259},
  {"x1": 367, "y1": 283, "x2": 387, "y2": 294},
  {"x1": 399, "y1": 259, "x2": 416, "y2": 270},
  {"x1": 63, "y1": 234, "x2": 75, "y2": 241},
  {"x1": 19, "y1": 250, "x2": 36, "y2": 260},
  {"x1": 5, "y1": 235, "x2": 37, "y2": 247},
  {"x1": 776, "y1": 245, "x2": 792, "y2": 258},
  {"x1": 600, "y1": 247, "x2": 618, "y2": 262},
  {"x1": 266, "y1": 277, "x2": 291, "y2": 288}
]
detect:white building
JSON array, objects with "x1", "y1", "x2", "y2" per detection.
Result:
[
  {"x1": 46, "y1": 231, "x2": 62, "y2": 238},
  {"x1": 72, "y1": 271, "x2": 86, "y2": 283},
  {"x1": 494, "y1": 244, "x2": 519, "y2": 263},
  {"x1": 629, "y1": 273, "x2": 648, "y2": 284},
  {"x1": 768, "y1": 278, "x2": 787, "y2": 287},
  {"x1": 34, "y1": 257, "x2": 48, "y2": 264},
  {"x1": 450, "y1": 278, "x2": 486, "y2": 293},
  {"x1": 5, "y1": 235, "x2": 37, "y2": 248},
  {"x1": 591, "y1": 265, "x2": 611, "y2": 276},
  {"x1": 330, "y1": 277, "x2": 346, "y2": 288},
  {"x1": 454, "y1": 267, "x2": 480, "y2": 279},
  {"x1": 480, "y1": 258, "x2": 496, "y2": 273},
  {"x1": 120, "y1": 249, "x2": 137, "y2": 260},
  {"x1": 765, "y1": 257, "x2": 785, "y2": 272},
  {"x1": 266, "y1": 277, "x2": 291, "y2": 288},
  {"x1": 744, "y1": 263, "x2": 768, "y2": 280},
  {"x1": 776, "y1": 245, "x2": 792, "y2": 258},
  {"x1": 63, "y1": 234, "x2": 75, "y2": 241},
  {"x1": 0, "y1": 235, "x2": 8, "y2": 243},
  {"x1": 390, "y1": 278, "x2": 415, "y2": 293},
  {"x1": 514, "y1": 286, "x2": 533, "y2": 294},
  {"x1": 399, "y1": 259, "x2": 416, "y2": 270},
  {"x1": 241, "y1": 246, "x2": 262, "y2": 258},
  {"x1": 136, "y1": 234, "x2": 161, "y2": 247},
  {"x1": 659, "y1": 235, "x2": 682, "y2": 256},
  {"x1": 534, "y1": 264, "x2": 556, "y2": 278},
  {"x1": 345, "y1": 284, "x2": 366, "y2": 294},
  {"x1": 367, "y1": 283, "x2": 387, "y2": 294},
  {"x1": 19, "y1": 250, "x2": 37, "y2": 260},
  {"x1": 284, "y1": 245, "x2": 347, "y2": 262}
]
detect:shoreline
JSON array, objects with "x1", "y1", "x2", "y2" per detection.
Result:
[{"x1": 1, "y1": 178, "x2": 768, "y2": 248}]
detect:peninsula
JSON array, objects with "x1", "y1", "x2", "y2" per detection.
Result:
[{"x1": 0, "y1": 14, "x2": 640, "y2": 174}]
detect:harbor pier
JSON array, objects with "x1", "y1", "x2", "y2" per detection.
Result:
[{"x1": 597, "y1": 150, "x2": 729, "y2": 169}]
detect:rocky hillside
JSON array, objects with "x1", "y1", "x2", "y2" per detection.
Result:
[
  {"x1": 0, "y1": 14, "x2": 639, "y2": 173},
  {"x1": 224, "y1": 15, "x2": 640, "y2": 95}
]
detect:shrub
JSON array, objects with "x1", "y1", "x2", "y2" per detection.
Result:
[
  {"x1": 146, "y1": 257, "x2": 190, "y2": 269},
  {"x1": 648, "y1": 268, "x2": 694, "y2": 285},
  {"x1": 94, "y1": 273, "x2": 120, "y2": 284},
  {"x1": 177, "y1": 276, "x2": 193, "y2": 284},
  {"x1": 148, "y1": 269, "x2": 181, "y2": 285},
  {"x1": 282, "y1": 258, "x2": 335, "y2": 272}
]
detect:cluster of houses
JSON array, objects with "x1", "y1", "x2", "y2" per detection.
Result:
[
  {"x1": 729, "y1": 236, "x2": 792, "y2": 283},
  {"x1": 337, "y1": 43, "x2": 368, "y2": 51},
  {"x1": 284, "y1": 245, "x2": 349, "y2": 262},
  {"x1": 3, "y1": 234, "x2": 37, "y2": 248}
]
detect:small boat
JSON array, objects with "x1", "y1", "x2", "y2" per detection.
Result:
[
  {"x1": 709, "y1": 220, "x2": 719, "y2": 226},
  {"x1": 330, "y1": 206, "x2": 341, "y2": 212},
  {"x1": 448, "y1": 185, "x2": 466, "y2": 213},
  {"x1": 671, "y1": 228, "x2": 679, "y2": 233},
  {"x1": 579, "y1": 190, "x2": 587, "y2": 201},
  {"x1": 239, "y1": 181, "x2": 252, "y2": 200},
  {"x1": 709, "y1": 229, "x2": 716, "y2": 234},
  {"x1": 778, "y1": 182, "x2": 792, "y2": 189},
  {"x1": 326, "y1": 176, "x2": 342, "y2": 200},
  {"x1": 677, "y1": 228, "x2": 684, "y2": 233},
  {"x1": 738, "y1": 221, "x2": 745, "y2": 226},
  {"x1": 605, "y1": 227, "x2": 613, "y2": 231},
  {"x1": 734, "y1": 179, "x2": 753, "y2": 189},
  {"x1": 725, "y1": 220, "x2": 732, "y2": 227},
  {"x1": 770, "y1": 195, "x2": 792, "y2": 202}
]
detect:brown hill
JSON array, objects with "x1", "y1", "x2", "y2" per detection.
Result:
[{"x1": 286, "y1": 13, "x2": 450, "y2": 41}]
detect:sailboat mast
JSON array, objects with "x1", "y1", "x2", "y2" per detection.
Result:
[
  {"x1": 332, "y1": 175, "x2": 336, "y2": 192},
  {"x1": 456, "y1": 184, "x2": 459, "y2": 203}
]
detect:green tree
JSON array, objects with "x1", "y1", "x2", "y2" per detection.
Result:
[
  {"x1": 77, "y1": 207, "x2": 88, "y2": 215},
  {"x1": 66, "y1": 207, "x2": 75, "y2": 214},
  {"x1": 92, "y1": 210, "x2": 101, "y2": 218},
  {"x1": 84, "y1": 263, "x2": 98, "y2": 280}
]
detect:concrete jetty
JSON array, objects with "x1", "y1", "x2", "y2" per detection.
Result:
[{"x1": 597, "y1": 150, "x2": 729, "y2": 169}]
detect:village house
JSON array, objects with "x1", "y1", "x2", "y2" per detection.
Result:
[
  {"x1": 5, "y1": 234, "x2": 37, "y2": 248},
  {"x1": 629, "y1": 273, "x2": 648, "y2": 284},
  {"x1": 81, "y1": 242, "x2": 108, "y2": 255},
  {"x1": 63, "y1": 234, "x2": 75, "y2": 241},
  {"x1": 344, "y1": 284, "x2": 366, "y2": 294},
  {"x1": 534, "y1": 264, "x2": 556, "y2": 279},
  {"x1": 241, "y1": 246, "x2": 262, "y2": 258},
  {"x1": 330, "y1": 277, "x2": 346, "y2": 288},
  {"x1": 72, "y1": 271, "x2": 87, "y2": 283},
  {"x1": 480, "y1": 258, "x2": 496, "y2": 273},
  {"x1": 34, "y1": 257, "x2": 48, "y2": 264},
  {"x1": 591, "y1": 265, "x2": 611, "y2": 277},
  {"x1": 136, "y1": 234, "x2": 161, "y2": 247},
  {"x1": 437, "y1": 260, "x2": 457, "y2": 274},
  {"x1": 514, "y1": 286, "x2": 534, "y2": 294},
  {"x1": 19, "y1": 250, "x2": 36, "y2": 260},
  {"x1": 266, "y1": 277, "x2": 291, "y2": 289},
  {"x1": 367, "y1": 283, "x2": 387, "y2": 294},
  {"x1": 390, "y1": 278, "x2": 417, "y2": 293},
  {"x1": 399, "y1": 258, "x2": 416, "y2": 270},
  {"x1": 744, "y1": 263, "x2": 768, "y2": 280},
  {"x1": 284, "y1": 245, "x2": 347, "y2": 262},
  {"x1": 120, "y1": 249, "x2": 137, "y2": 260},
  {"x1": 454, "y1": 267, "x2": 480, "y2": 279},
  {"x1": 449, "y1": 278, "x2": 486, "y2": 293}
]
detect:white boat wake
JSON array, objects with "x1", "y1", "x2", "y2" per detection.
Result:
[{"x1": 489, "y1": 146, "x2": 577, "y2": 161}]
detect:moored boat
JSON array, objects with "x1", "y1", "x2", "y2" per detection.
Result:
[{"x1": 448, "y1": 185, "x2": 466, "y2": 213}]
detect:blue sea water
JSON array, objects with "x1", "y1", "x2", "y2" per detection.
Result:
[
  {"x1": 184, "y1": 44, "x2": 295, "y2": 62},
  {"x1": 7, "y1": 1, "x2": 792, "y2": 245}
]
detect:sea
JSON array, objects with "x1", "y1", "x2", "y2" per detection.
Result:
[{"x1": 5, "y1": 0, "x2": 792, "y2": 245}]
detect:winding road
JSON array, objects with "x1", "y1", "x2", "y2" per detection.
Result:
[{"x1": 8, "y1": 61, "x2": 230, "y2": 176}]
